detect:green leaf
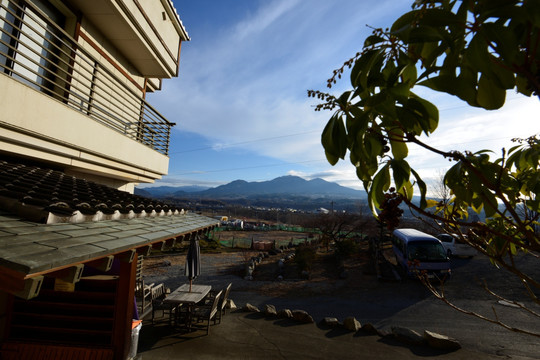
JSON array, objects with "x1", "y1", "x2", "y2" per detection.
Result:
[
  {"x1": 482, "y1": 189, "x2": 499, "y2": 218},
  {"x1": 409, "y1": 26, "x2": 445, "y2": 43},
  {"x1": 389, "y1": 128, "x2": 408, "y2": 160},
  {"x1": 411, "y1": 168, "x2": 427, "y2": 209},
  {"x1": 391, "y1": 10, "x2": 418, "y2": 41},
  {"x1": 420, "y1": 75, "x2": 478, "y2": 106},
  {"x1": 350, "y1": 49, "x2": 383, "y2": 90},
  {"x1": 390, "y1": 159, "x2": 411, "y2": 191},
  {"x1": 400, "y1": 180, "x2": 414, "y2": 201},
  {"x1": 417, "y1": 9, "x2": 459, "y2": 26},
  {"x1": 477, "y1": 73, "x2": 506, "y2": 109},
  {"x1": 336, "y1": 91, "x2": 352, "y2": 110},
  {"x1": 411, "y1": 95, "x2": 439, "y2": 133},
  {"x1": 400, "y1": 63, "x2": 417, "y2": 85},
  {"x1": 370, "y1": 164, "x2": 391, "y2": 209},
  {"x1": 420, "y1": 41, "x2": 443, "y2": 68},
  {"x1": 364, "y1": 35, "x2": 385, "y2": 47},
  {"x1": 321, "y1": 113, "x2": 348, "y2": 165}
]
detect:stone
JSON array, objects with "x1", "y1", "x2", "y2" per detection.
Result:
[
  {"x1": 277, "y1": 309, "x2": 293, "y2": 319},
  {"x1": 226, "y1": 299, "x2": 237, "y2": 310},
  {"x1": 292, "y1": 309, "x2": 314, "y2": 323},
  {"x1": 391, "y1": 326, "x2": 425, "y2": 346},
  {"x1": 264, "y1": 304, "x2": 277, "y2": 317},
  {"x1": 320, "y1": 317, "x2": 340, "y2": 327},
  {"x1": 361, "y1": 323, "x2": 378, "y2": 335},
  {"x1": 243, "y1": 303, "x2": 260, "y2": 313},
  {"x1": 424, "y1": 330, "x2": 461, "y2": 351},
  {"x1": 277, "y1": 275, "x2": 283, "y2": 281},
  {"x1": 343, "y1": 317, "x2": 362, "y2": 331}
]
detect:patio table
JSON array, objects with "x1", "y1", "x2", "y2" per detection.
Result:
[{"x1": 163, "y1": 284, "x2": 211, "y2": 329}]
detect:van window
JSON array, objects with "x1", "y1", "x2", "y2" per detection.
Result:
[{"x1": 407, "y1": 241, "x2": 447, "y2": 262}]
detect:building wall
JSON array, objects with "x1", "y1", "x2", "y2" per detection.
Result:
[
  {"x1": 0, "y1": 0, "x2": 188, "y2": 192},
  {"x1": 0, "y1": 74, "x2": 168, "y2": 191}
]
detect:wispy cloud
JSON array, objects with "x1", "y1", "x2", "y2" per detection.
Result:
[{"x1": 152, "y1": 1, "x2": 539, "y2": 192}]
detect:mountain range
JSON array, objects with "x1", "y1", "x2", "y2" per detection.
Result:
[{"x1": 136, "y1": 176, "x2": 367, "y2": 201}]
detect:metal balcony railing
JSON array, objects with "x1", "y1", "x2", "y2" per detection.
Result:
[{"x1": 0, "y1": 0, "x2": 173, "y2": 155}]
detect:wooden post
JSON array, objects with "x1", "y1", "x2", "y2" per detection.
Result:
[{"x1": 114, "y1": 254, "x2": 137, "y2": 360}]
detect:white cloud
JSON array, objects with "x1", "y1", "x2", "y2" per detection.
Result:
[{"x1": 154, "y1": 1, "x2": 539, "y2": 193}]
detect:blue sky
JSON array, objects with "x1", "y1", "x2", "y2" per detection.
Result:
[{"x1": 143, "y1": 0, "x2": 539, "y2": 193}]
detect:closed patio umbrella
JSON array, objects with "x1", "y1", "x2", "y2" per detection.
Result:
[{"x1": 185, "y1": 236, "x2": 201, "y2": 292}]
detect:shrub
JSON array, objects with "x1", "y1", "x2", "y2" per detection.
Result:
[
  {"x1": 294, "y1": 244, "x2": 317, "y2": 272},
  {"x1": 334, "y1": 239, "x2": 357, "y2": 260}
]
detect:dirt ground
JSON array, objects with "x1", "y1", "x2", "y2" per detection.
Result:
[{"x1": 142, "y1": 231, "x2": 378, "y2": 299}]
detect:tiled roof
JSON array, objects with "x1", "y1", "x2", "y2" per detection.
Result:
[
  {"x1": 0, "y1": 211, "x2": 218, "y2": 276},
  {"x1": 0, "y1": 159, "x2": 182, "y2": 224},
  {"x1": 0, "y1": 159, "x2": 220, "y2": 289}
]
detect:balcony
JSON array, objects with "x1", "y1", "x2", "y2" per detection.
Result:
[{"x1": 0, "y1": 0, "x2": 174, "y2": 156}]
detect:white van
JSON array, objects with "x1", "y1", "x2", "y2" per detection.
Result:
[
  {"x1": 392, "y1": 228, "x2": 451, "y2": 281},
  {"x1": 436, "y1": 233, "x2": 478, "y2": 258}
]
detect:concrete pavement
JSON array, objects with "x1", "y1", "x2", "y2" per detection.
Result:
[{"x1": 136, "y1": 308, "x2": 503, "y2": 360}]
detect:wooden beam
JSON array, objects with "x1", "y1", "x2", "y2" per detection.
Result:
[
  {"x1": 137, "y1": 245, "x2": 152, "y2": 257},
  {"x1": 115, "y1": 253, "x2": 138, "y2": 360},
  {"x1": 152, "y1": 241, "x2": 166, "y2": 251},
  {"x1": 85, "y1": 255, "x2": 115, "y2": 272},
  {"x1": 118, "y1": 249, "x2": 136, "y2": 263},
  {"x1": 13, "y1": 276, "x2": 43, "y2": 300},
  {"x1": 48, "y1": 264, "x2": 84, "y2": 283}
]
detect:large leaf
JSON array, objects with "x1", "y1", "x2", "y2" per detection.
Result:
[
  {"x1": 350, "y1": 49, "x2": 383, "y2": 90},
  {"x1": 370, "y1": 163, "x2": 391, "y2": 210},
  {"x1": 390, "y1": 10, "x2": 418, "y2": 41},
  {"x1": 477, "y1": 73, "x2": 506, "y2": 109},
  {"x1": 411, "y1": 168, "x2": 427, "y2": 209},
  {"x1": 321, "y1": 113, "x2": 348, "y2": 165},
  {"x1": 390, "y1": 159, "x2": 411, "y2": 191},
  {"x1": 389, "y1": 128, "x2": 408, "y2": 160}
]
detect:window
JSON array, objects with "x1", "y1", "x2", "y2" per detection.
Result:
[{"x1": 0, "y1": 0, "x2": 65, "y2": 93}]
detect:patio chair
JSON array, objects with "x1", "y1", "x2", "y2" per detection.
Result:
[
  {"x1": 151, "y1": 283, "x2": 177, "y2": 325},
  {"x1": 192, "y1": 290, "x2": 222, "y2": 335},
  {"x1": 215, "y1": 283, "x2": 232, "y2": 324}
]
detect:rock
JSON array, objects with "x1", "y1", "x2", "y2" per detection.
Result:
[
  {"x1": 361, "y1": 323, "x2": 378, "y2": 335},
  {"x1": 226, "y1": 299, "x2": 237, "y2": 310},
  {"x1": 276, "y1": 275, "x2": 283, "y2": 281},
  {"x1": 343, "y1": 317, "x2": 362, "y2": 332},
  {"x1": 377, "y1": 328, "x2": 393, "y2": 338},
  {"x1": 264, "y1": 304, "x2": 277, "y2": 317},
  {"x1": 277, "y1": 309, "x2": 293, "y2": 319},
  {"x1": 320, "y1": 317, "x2": 340, "y2": 327},
  {"x1": 292, "y1": 309, "x2": 314, "y2": 323},
  {"x1": 424, "y1": 330, "x2": 461, "y2": 350},
  {"x1": 301, "y1": 270, "x2": 310, "y2": 279},
  {"x1": 392, "y1": 326, "x2": 425, "y2": 346},
  {"x1": 243, "y1": 303, "x2": 260, "y2": 313}
]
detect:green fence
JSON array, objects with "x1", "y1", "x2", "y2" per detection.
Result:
[{"x1": 211, "y1": 236, "x2": 314, "y2": 250}]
